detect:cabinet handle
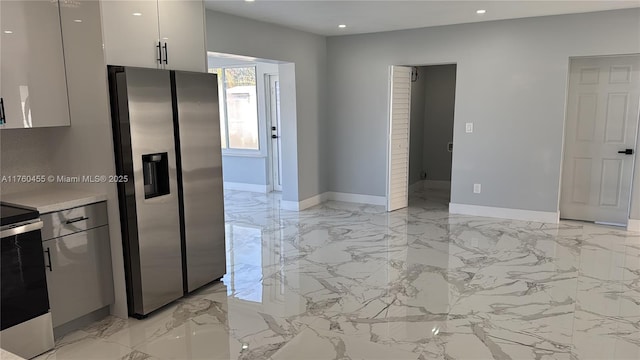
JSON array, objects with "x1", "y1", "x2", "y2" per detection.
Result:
[
  {"x1": 66, "y1": 216, "x2": 89, "y2": 224},
  {"x1": 157, "y1": 41, "x2": 162, "y2": 64},
  {"x1": 163, "y1": 42, "x2": 168, "y2": 64},
  {"x1": 44, "y1": 248, "x2": 52, "y2": 271},
  {"x1": 0, "y1": 97, "x2": 5, "y2": 125}
]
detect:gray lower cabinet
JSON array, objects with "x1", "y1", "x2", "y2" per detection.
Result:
[{"x1": 42, "y1": 203, "x2": 114, "y2": 328}]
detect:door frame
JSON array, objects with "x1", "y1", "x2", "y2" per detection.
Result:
[
  {"x1": 385, "y1": 62, "x2": 458, "y2": 212},
  {"x1": 265, "y1": 73, "x2": 282, "y2": 192},
  {"x1": 558, "y1": 53, "x2": 640, "y2": 228}
]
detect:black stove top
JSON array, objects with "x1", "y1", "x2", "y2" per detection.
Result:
[{"x1": 0, "y1": 203, "x2": 39, "y2": 227}]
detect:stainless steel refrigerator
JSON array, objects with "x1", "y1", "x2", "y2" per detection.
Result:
[{"x1": 108, "y1": 66, "x2": 225, "y2": 317}]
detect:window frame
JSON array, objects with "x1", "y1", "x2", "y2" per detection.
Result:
[{"x1": 212, "y1": 65, "x2": 265, "y2": 157}]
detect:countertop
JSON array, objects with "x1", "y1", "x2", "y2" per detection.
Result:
[
  {"x1": 0, "y1": 349, "x2": 26, "y2": 360},
  {"x1": 1, "y1": 188, "x2": 107, "y2": 214}
]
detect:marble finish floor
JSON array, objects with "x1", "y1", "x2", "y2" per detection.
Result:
[{"x1": 35, "y1": 189, "x2": 639, "y2": 360}]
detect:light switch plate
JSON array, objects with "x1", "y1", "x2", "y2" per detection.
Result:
[
  {"x1": 465, "y1": 123, "x2": 473, "y2": 133},
  {"x1": 473, "y1": 183, "x2": 481, "y2": 194}
]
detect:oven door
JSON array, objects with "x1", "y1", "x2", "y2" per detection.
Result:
[{"x1": 1, "y1": 220, "x2": 50, "y2": 330}]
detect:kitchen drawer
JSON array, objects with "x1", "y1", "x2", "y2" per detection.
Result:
[
  {"x1": 41, "y1": 202, "x2": 108, "y2": 241},
  {"x1": 43, "y1": 225, "x2": 114, "y2": 327}
]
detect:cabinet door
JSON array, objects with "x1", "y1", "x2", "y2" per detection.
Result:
[
  {"x1": 157, "y1": 0, "x2": 206, "y2": 72},
  {"x1": 43, "y1": 226, "x2": 115, "y2": 327},
  {"x1": 100, "y1": 0, "x2": 161, "y2": 68},
  {"x1": 0, "y1": 0, "x2": 70, "y2": 128}
]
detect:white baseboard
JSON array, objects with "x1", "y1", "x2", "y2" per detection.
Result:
[
  {"x1": 223, "y1": 182, "x2": 268, "y2": 193},
  {"x1": 424, "y1": 180, "x2": 451, "y2": 190},
  {"x1": 325, "y1": 192, "x2": 386, "y2": 206},
  {"x1": 298, "y1": 193, "x2": 325, "y2": 210},
  {"x1": 279, "y1": 191, "x2": 386, "y2": 211},
  {"x1": 280, "y1": 193, "x2": 325, "y2": 211},
  {"x1": 449, "y1": 203, "x2": 559, "y2": 224},
  {"x1": 628, "y1": 219, "x2": 640, "y2": 232}
]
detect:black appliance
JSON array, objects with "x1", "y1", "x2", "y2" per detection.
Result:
[{"x1": 1, "y1": 203, "x2": 54, "y2": 358}]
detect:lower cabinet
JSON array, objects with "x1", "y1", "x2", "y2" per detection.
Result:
[{"x1": 43, "y1": 225, "x2": 114, "y2": 327}]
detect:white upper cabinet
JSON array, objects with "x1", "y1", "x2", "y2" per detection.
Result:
[
  {"x1": 157, "y1": 0, "x2": 206, "y2": 72},
  {"x1": 100, "y1": 0, "x2": 161, "y2": 69},
  {"x1": 0, "y1": 0, "x2": 71, "y2": 129},
  {"x1": 100, "y1": 0, "x2": 206, "y2": 72}
]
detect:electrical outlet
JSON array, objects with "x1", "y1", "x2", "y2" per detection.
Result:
[
  {"x1": 465, "y1": 123, "x2": 474, "y2": 133},
  {"x1": 473, "y1": 184, "x2": 481, "y2": 194}
]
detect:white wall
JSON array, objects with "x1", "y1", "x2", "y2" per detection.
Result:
[
  {"x1": 206, "y1": 10, "x2": 327, "y2": 202},
  {"x1": 326, "y1": 9, "x2": 640, "y2": 218},
  {"x1": 423, "y1": 64, "x2": 456, "y2": 182}
]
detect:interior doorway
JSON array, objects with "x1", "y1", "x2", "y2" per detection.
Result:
[
  {"x1": 387, "y1": 64, "x2": 457, "y2": 211},
  {"x1": 560, "y1": 55, "x2": 640, "y2": 226},
  {"x1": 207, "y1": 52, "x2": 293, "y2": 196}
]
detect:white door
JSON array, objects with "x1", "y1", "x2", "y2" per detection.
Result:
[
  {"x1": 387, "y1": 66, "x2": 412, "y2": 211},
  {"x1": 561, "y1": 55, "x2": 640, "y2": 225},
  {"x1": 268, "y1": 75, "x2": 283, "y2": 192}
]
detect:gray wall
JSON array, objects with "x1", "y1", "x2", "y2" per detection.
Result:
[
  {"x1": 206, "y1": 10, "x2": 327, "y2": 201},
  {"x1": 423, "y1": 64, "x2": 456, "y2": 182},
  {"x1": 408, "y1": 67, "x2": 426, "y2": 186},
  {"x1": 326, "y1": 9, "x2": 640, "y2": 215},
  {"x1": 222, "y1": 156, "x2": 267, "y2": 185},
  {"x1": 632, "y1": 123, "x2": 640, "y2": 220}
]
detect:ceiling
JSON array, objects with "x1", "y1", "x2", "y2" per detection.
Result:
[{"x1": 204, "y1": 0, "x2": 640, "y2": 36}]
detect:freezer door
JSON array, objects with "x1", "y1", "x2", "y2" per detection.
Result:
[
  {"x1": 173, "y1": 71, "x2": 226, "y2": 292},
  {"x1": 114, "y1": 67, "x2": 184, "y2": 315}
]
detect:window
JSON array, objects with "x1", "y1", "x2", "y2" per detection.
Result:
[{"x1": 210, "y1": 67, "x2": 259, "y2": 152}]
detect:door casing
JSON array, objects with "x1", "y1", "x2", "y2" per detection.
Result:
[{"x1": 558, "y1": 54, "x2": 640, "y2": 228}]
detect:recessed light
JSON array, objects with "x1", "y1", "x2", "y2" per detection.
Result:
[
  {"x1": 245, "y1": 0, "x2": 255, "y2": 2},
  {"x1": 73, "y1": 19, "x2": 82, "y2": 23},
  {"x1": 132, "y1": 12, "x2": 142, "y2": 16},
  {"x1": 476, "y1": 9, "x2": 486, "y2": 14},
  {"x1": 3, "y1": 30, "x2": 13, "y2": 34},
  {"x1": 338, "y1": 24, "x2": 347, "y2": 28}
]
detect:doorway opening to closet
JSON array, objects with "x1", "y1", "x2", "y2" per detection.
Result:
[{"x1": 387, "y1": 64, "x2": 457, "y2": 211}]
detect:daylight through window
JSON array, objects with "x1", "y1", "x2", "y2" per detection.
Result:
[{"x1": 210, "y1": 67, "x2": 259, "y2": 151}]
